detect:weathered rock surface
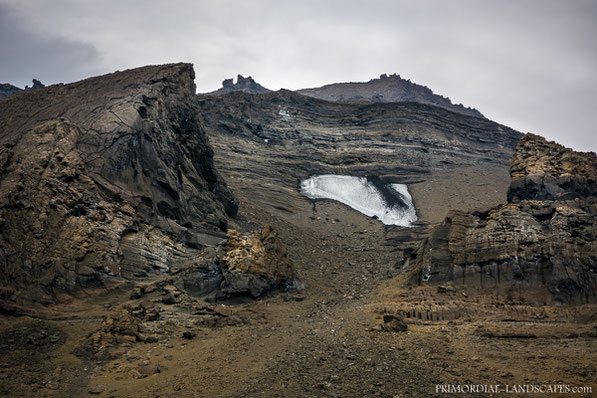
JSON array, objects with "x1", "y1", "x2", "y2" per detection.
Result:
[
  {"x1": 508, "y1": 133, "x2": 597, "y2": 202},
  {"x1": 221, "y1": 225, "x2": 302, "y2": 297},
  {"x1": 0, "y1": 64, "x2": 237, "y2": 305},
  {"x1": 205, "y1": 74, "x2": 270, "y2": 95},
  {"x1": 173, "y1": 224, "x2": 302, "y2": 300},
  {"x1": 297, "y1": 73, "x2": 483, "y2": 118},
  {"x1": 407, "y1": 134, "x2": 597, "y2": 304}
]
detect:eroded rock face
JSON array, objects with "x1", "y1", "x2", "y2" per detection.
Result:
[
  {"x1": 205, "y1": 74, "x2": 270, "y2": 95},
  {"x1": 0, "y1": 64, "x2": 237, "y2": 304},
  {"x1": 508, "y1": 133, "x2": 597, "y2": 202},
  {"x1": 221, "y1": 225, "x2": 302, "y2": 297},
  {"x1": 407, "y1": 134, "x2": 597, "y2": 304}
]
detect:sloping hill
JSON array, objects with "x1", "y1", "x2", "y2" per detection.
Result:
[{"x1": 297, "y1": 73, "x2": 483, "y2": 118}]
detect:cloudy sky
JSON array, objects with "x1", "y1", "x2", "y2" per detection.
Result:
[{"x1": 1, "y1": 0, "x2": 595, "y2": 151}]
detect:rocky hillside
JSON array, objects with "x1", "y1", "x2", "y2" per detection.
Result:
[
  {"x1": 0, "y1": 79, "x2": 44, "y2": 99},
  {"x1": 205, "y1": 74, "x2": 270, "y2": 95},
  {"x1": 0, "y1": 64, "x2": 238, "y2": 306},
  {"x1": 0, "y1": 83, "x2": 22, "y2": 99},
  {"x1": 297, "y1": 73, "x2": 483, "y2": 118},
  {"x1": 407, "y1": 134, "x2": 597, "y2": 304},
  {"x1": 198, "y1": 89, "x2": 520, "y2": 228}
]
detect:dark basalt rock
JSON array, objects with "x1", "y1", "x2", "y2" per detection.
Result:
[
  {"x1": 0, "y1": 79, "x2": 45, "y2": 100},
  {"x1": 407, "y1": 134, "x2": 597, "y2": 304},
  {"x1": 25, "y1": 79, "x2": 45, "y2": 90},
  {"x1": 173, "y1": 225, "x2": 303, "y2": 301},
  {"x1": 205, "y1": 74, "x2": 271, "y2": 95},
  {"x1": 0, "y1": 83, "x2": 22, "y2": 99},
  {"x1": 0, "y1": 64, "x2": 237, "y2": 305}
]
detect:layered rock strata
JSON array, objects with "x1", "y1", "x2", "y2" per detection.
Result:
[
  {"x1": 198, "y1": 90, "x2": 521, "y2": 226},
  {"x1": 407, "y1": 134, "x2": 597, "y2": 304},
  {"x1": 0, "y1": 64, "x2": 237, "y2": 305}
]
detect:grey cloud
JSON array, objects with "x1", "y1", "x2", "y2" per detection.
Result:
[
  {"x1": 0, "y1": 3, "x2": 103, "y2": 88},
  {"x1": 0, "y1": 0, "x2": 595, "y2": 151}
]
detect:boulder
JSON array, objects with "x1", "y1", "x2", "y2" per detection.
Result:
[{"x1": 221, "y1": 225, "x2": 302, "y2": 297}]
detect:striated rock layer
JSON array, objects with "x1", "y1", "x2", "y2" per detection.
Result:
[
  {"x1": 0, "y1": 64, "x2": 237, "y2": 305},
  {"x1": 407, "y1": 134, "x2": 597, "y2": 304},
  {"x1": 198, "y1": 89, "x2": 521, "y2": 230}
]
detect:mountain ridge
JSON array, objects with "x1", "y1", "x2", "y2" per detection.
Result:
[{"x1": 297, "y1": 73, "x2": 483, "y2": 118}]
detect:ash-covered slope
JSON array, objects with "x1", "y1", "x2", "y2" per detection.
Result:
[
  {"x1": 407, "y1": 134, "x2": 597, "y2": 304},
  {"x1": 205, "y1": 74, "x2": 271, "y2": 95},
  {"x1": 198, "y1": 89, "x2": 521, "y2": 228},
  {"x1": 0, "y1": 64, "x2": 237, "y2": 305},
  {"x1": 297, "y1": 74, "x2": 483, "y2": 118}
]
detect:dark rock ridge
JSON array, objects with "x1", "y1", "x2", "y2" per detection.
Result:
[
  {"x1": 0, "y1": 63, "x2": 237, "y2": 305},
  {"x1": 0, "y1": 79, "x2": 45, "y2": 99},
  {"x1": 297, "y1": 73, "x2": 483, "y2": 118},
  {"x1": 0, "y1": 83, "x2": 22, "y2": 99},
  {"x1": 205, "y1": 74, "x2": 271, "y2": 95},
  {"x1": 407, "y1": 134, "x2": 597, "y2": 304}
]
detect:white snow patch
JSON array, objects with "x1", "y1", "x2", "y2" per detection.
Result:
[
  {"x1": 300, "y1": 175, "x2": 417, "y2": 226},
  {"x1": 278, "y1": 108, "x2": 292, "y2": 121}
]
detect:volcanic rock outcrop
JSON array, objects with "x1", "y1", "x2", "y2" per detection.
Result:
[
  {"x1": 221, "y1": 225, "x2": 301, "y2": 298},
  {"x1": 0, "y1": 64, "x2": 237, "y2": 306},
  {"x1": 205, "y1": 74, "x2": 270, "y2": 95},
  {"x1": 174, "y1": 224, "x2": 302, "y2": 301},
  {"x1": 297, "y1": 73, "x2": 483, "y2": 118},
  {"x1": 0, "y1": 79, "x2": 45, "y2": 99},
  {"x1": 0, "y1": 83, "x2": 22, "y2": 99},
  {"x1": 407, "y1": 134, "x2": 597, "y2": 304}
]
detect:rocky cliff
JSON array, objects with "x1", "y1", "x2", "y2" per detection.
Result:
[
  {"x1": 407, "y1": 134, "x2": 597, "y2": 304},
  {"x1": 205, "y1": 74, "x2": 270, "y2": 95},
  {"x1": 0, "y1": 64, "x2": 238, "y2": 306},
  {"x1": 297, "y1": 74, "x2": 483, "y2": 118}
]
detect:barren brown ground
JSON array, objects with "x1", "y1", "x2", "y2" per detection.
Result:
[{"x1": 1, "y1": 164, "x2": 595, "y2": 397}]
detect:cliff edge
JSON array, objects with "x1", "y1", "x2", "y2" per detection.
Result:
[
  {"x1": 0, "y1": 63, "x2": 238, "y2": 306},
  {"x1": 407, "y1": 134, "x2": 597, "y2": 304}
]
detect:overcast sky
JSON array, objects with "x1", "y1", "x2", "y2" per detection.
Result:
[{"x1": 1, "y1": 0, "x2": 595, "y2": 152}]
